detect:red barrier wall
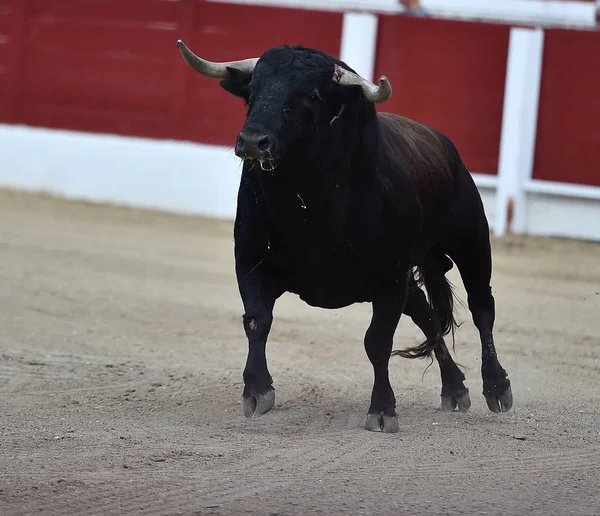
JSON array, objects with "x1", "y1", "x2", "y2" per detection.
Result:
[
  {"x1": 532, "y1": 27, "x2": 600, "y2": 187},
  {"x1": 20, "y1": 0, "x2": 185, "y2": 140},
  {"x1": 0, "y1": 0, "x2": 25, "y2": 124},
  {"x1": 0, "y1": 0, "x2": 342, "y2": 146},
  {"x1": 374, "y1": 15, "x2": 509, "y2": 176}
]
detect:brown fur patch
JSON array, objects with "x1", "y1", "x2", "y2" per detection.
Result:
[{"x1": 377, "y1": 112, "x2": 455, "y2": 213}]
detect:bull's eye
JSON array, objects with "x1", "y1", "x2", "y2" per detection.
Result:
[{"x1": 308, "y1": 94, "x2": 319, "y2": 103}]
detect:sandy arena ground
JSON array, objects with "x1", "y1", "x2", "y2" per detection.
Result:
[{"x1": 1, "y1": 189, "x2": 599, "y2": 515}]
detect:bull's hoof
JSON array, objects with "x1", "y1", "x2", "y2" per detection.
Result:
[
  {"x1": 440, "y1": 389, "x2": 471, "y2": 413},
  {"x1": 365, "y1": 412, "x2": 399, "y2": 433},
  {"x1": 243, "y1": 387, "x2": 275, "y2": 418},
  {"x1": 483, "y1": 381, "x2": 513, "y2": 413}
]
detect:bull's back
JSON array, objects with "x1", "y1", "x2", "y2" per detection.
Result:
[
  {"x1": 377, "y1": 112, "x2": 469, "y2": 257},
  {"x1": 377, "y1": 112, "x2": 457, "y2": 206}
]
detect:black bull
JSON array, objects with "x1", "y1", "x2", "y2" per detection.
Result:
[{"x1": 176, "y1": 40, "x2": 513, "y2": 433}]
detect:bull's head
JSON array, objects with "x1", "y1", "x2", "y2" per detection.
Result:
[{"x1": 176, "y1": 40, "x2": 391, "y2": 171}]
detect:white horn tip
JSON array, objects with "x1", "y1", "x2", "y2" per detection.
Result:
[{"x1": 376, "y1": 76, "x2": 392, "y2": 101}]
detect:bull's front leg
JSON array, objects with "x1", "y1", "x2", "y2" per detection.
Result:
[
  {"x1": 236, "y1": 260, "x2": 283, "y2": 418},
  {"x1": 364, "y1": 278, "x2": 409, "y2": 433}
]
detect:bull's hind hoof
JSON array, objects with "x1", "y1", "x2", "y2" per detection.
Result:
[
  {"x1": 243, "y1": 387, "x2": 275, "y2": 418},
  {"x1": 440, "y1": 389, "x2": 471, "y2": 413},
  {"x1": 483, "y1": 382, "x2": 513, "y2": 413},
  {"x1": 365, "y1": 413, "x2": 399, "y2": 433}
]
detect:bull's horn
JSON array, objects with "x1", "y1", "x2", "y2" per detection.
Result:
[
  {"x1": 333, "y1": 64, "x2": 392, "y2": 103},
  {"x1": 176, "y1": 40, "x2": 258, "y2": 79}
]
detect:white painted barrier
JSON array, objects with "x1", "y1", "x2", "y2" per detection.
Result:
[
  {"x1": 209, "y1": 0, "x2": 598, "y2": 27},
  {"x1": 494, "y1": 27, "x2": 545, "y2": 237},
  {"x1": 339, "y1": 11, "x2": 379, "y2": 81},
  {"x1": 524, "y1": 182, "x2": 600, "y2": 241},
  {"x1": 423, "y1": 0, "x2": 597, "y2": 27},
  {"x1": 1, "y1": 12, "x2": 599, "y2": 241},
  {"x1": 0, "y1": 124, "x2": 243, "y2": 220}
]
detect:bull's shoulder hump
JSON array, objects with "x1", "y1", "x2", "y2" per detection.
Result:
[{"x1": 377, "y1": 112, "x2": 438, "y2": 139}]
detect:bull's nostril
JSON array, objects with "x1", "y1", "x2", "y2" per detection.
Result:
[
  {"x1": 235, "y1": 138, "x2": 245, "y2": 155},
  {"x1": 257, "y1": 136, "x2": 271, "y2": 152}
]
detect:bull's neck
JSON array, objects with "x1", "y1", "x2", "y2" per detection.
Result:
[{"x1": 255, "y1": 144, "x2": 374, "y2": 252}]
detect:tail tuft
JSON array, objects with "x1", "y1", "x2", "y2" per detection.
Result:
[
  {"x1": 395, "y1": 256, "x2": 463, "y2": 359},
  {"x1": 391, "y1": 337, "x2": 437, "y2": 359}
]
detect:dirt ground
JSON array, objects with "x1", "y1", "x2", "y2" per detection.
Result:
[{"x1": 1, "y1": 189, "x2": 599, "y2": 516}]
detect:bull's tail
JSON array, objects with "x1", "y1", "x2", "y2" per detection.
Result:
[{"x1": 392, "y1": 255, "x2": 461, "y2": 359}]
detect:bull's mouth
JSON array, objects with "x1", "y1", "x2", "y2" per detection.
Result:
[{"x1": 245, "y1": 157, "x2": 279, "y2": 173}]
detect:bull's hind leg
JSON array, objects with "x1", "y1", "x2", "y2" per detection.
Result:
[
  {"x1": 401, "y1": 282, "x2": 471, "y2": 412},
  {"x1": 446, "y1": 215, "x2": 513, "y2": 413}
]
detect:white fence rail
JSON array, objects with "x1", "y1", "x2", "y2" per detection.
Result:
[{"x1": 210, "y1": 0, "x2": 599, "y2": 27}]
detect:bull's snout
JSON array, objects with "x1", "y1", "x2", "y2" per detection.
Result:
[{"x1": 235, "y1": 130, "x2": 274, "y2": 160}]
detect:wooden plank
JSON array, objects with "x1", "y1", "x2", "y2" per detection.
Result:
[
  {"x1": 20, "y1": 101, "x2": 176, "y2": 139},
  {"x1": 170, "y1": 0, "x2": 196, "y2": 141},
  {"x1": 26, "y1": 0, "x2": 180, "y2": 25},
  {"x1": 23, "y1": 17, "x2": 180, "y2": 57}
]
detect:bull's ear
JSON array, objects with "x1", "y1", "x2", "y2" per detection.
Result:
[{"x1": 219, "y1": 67, "x2": 252, "y2": 100}]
